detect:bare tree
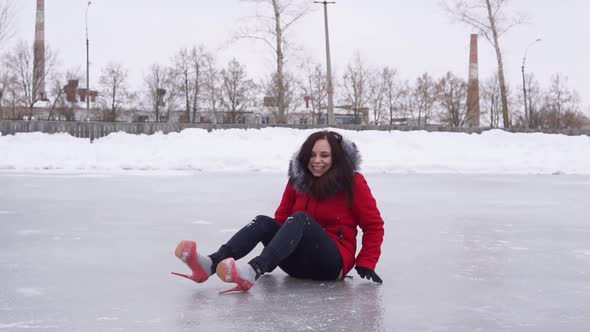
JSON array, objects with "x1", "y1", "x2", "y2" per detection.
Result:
[
  {"x1": 480, "y1": 75, "x2": 502, "y2": 127},
  {"x1": 521, "y1": 73, "x2": 542, "y2": 129},
  {"x1": 263, "y1": 70, "x2": 300, "y2": 123},
  {"x1": 397, "y1": 81, "x2": 416, "y2": 123},
  {"x1": 189, "y1": 46, "x2": 210, "y2": 123},
  {"x1": 559, "y1": 109, "x2": 588, "y2": 129},
  {"x1": 5, "y1": 41, "x2": 57, "y2": 116},
  {"x1": 539, "y1": 73, "x2": 580, "y2": 129},
  {"x1": 436, "y1": 71, "x2": 468, "y2": 127},
  {"x1": 170, "y1": 46, "x2": 211, "y2": 123},
  {"x1": 444, "y1": 0, "x2": 525, "y2": 128},
  {"x1": 1, "y1": 83, "x2": 18, "y2": 119},
  {"x1": 368, "y1": 68, "x2": 388, "y2": 125},
  {"x1": 299, "y1": 58, "x2": 327, "y2": 125},
  {"x1": 381, "y1": 67, "x2": 407, "y2": 125},
  {"x1": 98, "y1": 62, "x2": 132, "y2": 121},
  {"x1": 47, "y1": 75, "x2": 67, "y2": 120},
  {"x1": 163, "y1": 82, "x2": 182, "y2": 123},
  {"x1": 220, "y1": 58, "x2": 256, "y2": 124},
  {"x1": 342, "y1": 53, "x2": 370, "y2": 125},
  {"x1": 202, "y1": 55, "x2": 221, "y2": 124},
  {"x1": 237, "y1": 0, "x2": 311, "y2": 124},
  {"x1": 172, "y1": 48, "x2": 193, "y2": 122},
  {"x1": 0, "y1": 55, "x2": 18, "y2": 119},
  {"x1": 146, "y1": 68, "x2": 181, "y2": 123},
  {"x1": 29, "y1": 68, "x2": 80, "y2": 121},
  {"x1": 144, "y1": 63, "x2": 172, "y2": 122},
  {"x1": 0, "y1": 55, "x2": 12, "y2": 118},
  {"x1": 412, "y1": 73, "x2": 436, "y2": 126}
]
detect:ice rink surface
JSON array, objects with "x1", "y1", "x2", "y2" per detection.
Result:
[{"x1": 1, "y1": 172, "x2": 589, "y2": 331}]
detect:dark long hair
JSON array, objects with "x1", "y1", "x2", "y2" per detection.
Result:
[{"x1": 296, "y1": 131, "x2": 355, "y2": 204}]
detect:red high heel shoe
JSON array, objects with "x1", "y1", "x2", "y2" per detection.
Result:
[
  {"x1": 216, "y1": 258, "x2": 254, "y2": 294},
  {"x1": 171, "y1": 240, "x2": 209, "y2": 283}
]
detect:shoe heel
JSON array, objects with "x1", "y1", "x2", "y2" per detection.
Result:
[
  {"x1": 171, "y1": 272, "x2": 192, "y2": 280},
  {"x1": 219, "y1": 284, "x2": 249, "y2": 294}
]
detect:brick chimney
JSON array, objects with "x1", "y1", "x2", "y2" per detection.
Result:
[
  {"x1": 466, "y1": 34, "x2": 480, "y2": 128},
  {"x1": 33, "y1": 0, "x2": 46, "y2": 101}
]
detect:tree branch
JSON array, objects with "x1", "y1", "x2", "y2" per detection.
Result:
[{"x1": 233, "y1": 33, "x2": 277, "y2": 52}]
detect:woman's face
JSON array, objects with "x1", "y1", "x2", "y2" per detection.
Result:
[{"x1": 308, "y1": 138, "x2": 333, "y2": 177}]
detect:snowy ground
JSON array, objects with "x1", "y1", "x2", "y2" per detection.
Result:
[{"x1": 1, "y1": 172, "x2": 589, "y2": 331}]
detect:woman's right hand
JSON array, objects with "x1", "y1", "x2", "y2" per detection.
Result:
[{"x1": 355, "y1": 266, "x2": 383, "y2": 283}]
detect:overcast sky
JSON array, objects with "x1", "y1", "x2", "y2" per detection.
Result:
[{"x1": 6, "y1": 0, "x2": 590, "y2": 112}]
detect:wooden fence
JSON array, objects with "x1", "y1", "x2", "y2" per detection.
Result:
[{"x1": 1, "y1": 120, "x2": 589, "y2": 141}]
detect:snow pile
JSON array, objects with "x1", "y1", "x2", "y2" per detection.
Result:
[{"x1": 1, "y1": 128, "x2": 589, "y2": 174}]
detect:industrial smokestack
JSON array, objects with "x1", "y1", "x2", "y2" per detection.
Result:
[
  {"x1": 466, "y1": 34, "x2": 480, "y2": 127},
  {"x1": 33, "y1": 0, "x2": 46, "y2": 101}
]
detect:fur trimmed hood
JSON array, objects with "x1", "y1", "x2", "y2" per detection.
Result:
[{"x1": 288, "y1": 136, "x2": 362, "y2": 193}]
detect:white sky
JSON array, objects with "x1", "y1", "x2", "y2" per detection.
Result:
[
  {"x1": 1, "y1": 128, "x2": 589, "y2": 174},
  {"x1": 6, "y1": 0, "x2": 590, "y2": 113}
]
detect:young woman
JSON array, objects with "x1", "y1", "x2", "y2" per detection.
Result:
[{"x1": 172, "y1": 130, "x2": 385, "y2": 293}]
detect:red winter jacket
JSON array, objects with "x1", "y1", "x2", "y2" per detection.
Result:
[{"x1": 274, "y1": 172, "x2": 384, "y2": 278}]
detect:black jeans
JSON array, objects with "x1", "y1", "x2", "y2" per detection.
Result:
[{"x1": 209, "y1": 211, "x2": 342, "y2": 281}]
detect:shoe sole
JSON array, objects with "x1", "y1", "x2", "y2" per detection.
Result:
[
  {"x1": 175, "y1": 240, "x2": 192, "y2": 262},
  {"x1": 215, "y1": 258, "x2": 254, "y2": 293},
  {"x1": 216, "y1": 258, "x2": 234, "y2": 282},
  {"x1": 172, "y1": 240, "x2": 208, "y2": 283}
]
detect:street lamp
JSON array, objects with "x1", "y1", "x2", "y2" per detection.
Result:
[
  {"x1": 522, "y1": 38, "x2": 541, "y2": 129},
  {"x1": 86, "y1": 1, "x2": 92, "y2": 111},
  {"x1": 314, "y1": 1, "x2": 335, "y2": 126}
]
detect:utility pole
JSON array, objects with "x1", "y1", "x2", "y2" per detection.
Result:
[
  {"x1": 86, "y1": 1, "x2": 91, "y2": 111},
  {"x1": 521, "y1": 38, "x2": 541, "y2": 129},
  {"x1": 521, "y1": 62, "x2": 527, "y2": 128},
  {"x1": 314, "y1": 1, "x2": 335, "y2": 126}
]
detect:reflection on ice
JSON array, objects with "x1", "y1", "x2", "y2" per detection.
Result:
[{"x1": 178, "y1": 275, "x2": 385, "y2": 332}]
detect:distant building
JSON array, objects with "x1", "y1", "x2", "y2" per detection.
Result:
[{"x1": 282, "y1": 106, "x2": 369, "y2": 126}]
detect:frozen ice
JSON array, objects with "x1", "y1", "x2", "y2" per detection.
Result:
[{"x1": 1, "y1": 172, "x2": 589, "y2": 331}]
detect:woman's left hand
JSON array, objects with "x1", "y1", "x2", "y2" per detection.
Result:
[{"x1": 355, "y1": 266, "x2": 383, "y2": 283}]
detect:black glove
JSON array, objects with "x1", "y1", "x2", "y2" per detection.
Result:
[{"x1": 355, "y1": 266, "x2": 383, "y2": 283}]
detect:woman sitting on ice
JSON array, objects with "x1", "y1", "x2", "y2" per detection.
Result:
[{"x1": 172, "y1": 130, "x2": 385, "y2": 293}]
